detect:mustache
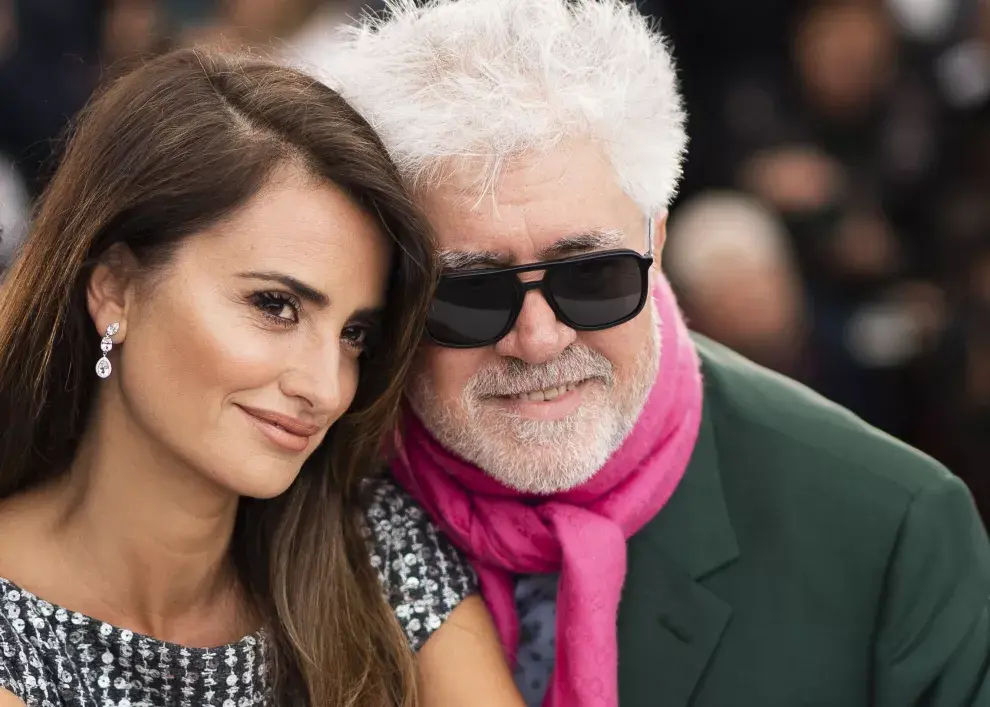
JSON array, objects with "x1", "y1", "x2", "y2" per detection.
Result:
[{"x1": 465, "y1": 345, "x2": 615, "y2": 399}]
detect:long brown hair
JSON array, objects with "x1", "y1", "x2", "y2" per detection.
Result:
[{"x1": 0, "y1": 47, "x2": 436, "y2": 706}]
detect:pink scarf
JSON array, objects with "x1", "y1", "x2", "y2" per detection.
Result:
[{"x1": 392, "y1": 275, "x2": 703, "y2": 707}]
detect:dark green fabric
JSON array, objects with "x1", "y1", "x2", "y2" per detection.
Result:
[{"x1": 618, "y1": 335, "x2": 990, "y2": 706}]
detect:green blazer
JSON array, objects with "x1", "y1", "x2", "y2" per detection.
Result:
[{"x1": 618, "y1": 336, "x2": 990, "y2": 706}]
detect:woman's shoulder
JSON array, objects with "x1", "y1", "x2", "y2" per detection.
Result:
[
  {"x1": 362, "y1": 477, "x2": 478, "y2": 651},
  {"x1": 0, "y1": 578, "x2": 55, "y2": 703}
]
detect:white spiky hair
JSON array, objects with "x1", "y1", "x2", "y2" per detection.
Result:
[{"x1": 310, "y1": 0, "x2": 687, "y2": 214}]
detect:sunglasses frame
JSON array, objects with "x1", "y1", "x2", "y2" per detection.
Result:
[{"x1": 427, "y1": 219, "x2": 655, "y2": 348}]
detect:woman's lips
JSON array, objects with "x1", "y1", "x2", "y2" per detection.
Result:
[{"x1": 237, "y1": 405, "x2": 320, "y2": 453}]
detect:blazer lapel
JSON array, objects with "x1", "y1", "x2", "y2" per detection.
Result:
[{"x1": 618, "y1": 385, "x2": 739, "y2": 707}]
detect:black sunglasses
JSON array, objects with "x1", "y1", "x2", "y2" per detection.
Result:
[{"x1": 426, "y1": 220, "x2": 655, "y2": 348}]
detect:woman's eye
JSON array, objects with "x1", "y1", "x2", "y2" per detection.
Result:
[
  {"x1": 341, "y1": 324, "x2": 372, "y2": 355},
  {"x1": 251, "y1": 292, "x2": 299, "y2": 326}
]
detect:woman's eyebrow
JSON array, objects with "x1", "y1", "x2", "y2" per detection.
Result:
[{"x1": 236, "y1": 271, "x2": 330, "y2": 307}]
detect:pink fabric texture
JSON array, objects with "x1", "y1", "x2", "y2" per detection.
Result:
[{"x1": 392, "y1": 275, "x2": 704, "y2": 707}]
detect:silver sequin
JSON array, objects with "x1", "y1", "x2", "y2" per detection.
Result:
[{"x1": 0, "y1": 479, "x2": 477, "y2": 705}]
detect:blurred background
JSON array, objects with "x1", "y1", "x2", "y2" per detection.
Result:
[{"x1": 0, "y1": 0, "x2": 987, "y2": 517}]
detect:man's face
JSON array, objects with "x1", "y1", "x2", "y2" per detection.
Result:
[{"x1": 408, "y1": 142, "x2": 662, "y2": 494}]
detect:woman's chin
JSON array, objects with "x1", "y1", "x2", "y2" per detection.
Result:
[{"x1": 217, "y1": 465, "x2": 302, "y2": 501}]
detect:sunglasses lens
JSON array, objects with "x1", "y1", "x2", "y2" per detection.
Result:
[
  {"x1": 550, "y1": 254, "x2": 646, "y2": 328},
  {"x1": 426, "y1": 273, "x2": 517, "y2": 346}
]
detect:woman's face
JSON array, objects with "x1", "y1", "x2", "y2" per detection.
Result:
[{"x1": 93, "y1": 170, "x2": 391, "y2": 499}]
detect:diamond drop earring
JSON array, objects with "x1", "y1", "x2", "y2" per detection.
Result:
[{"x1": 95, "y1": 322, "x2": 120, "y2": 379}]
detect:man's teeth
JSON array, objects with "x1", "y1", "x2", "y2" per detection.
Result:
[{"x1": 509, "y1": 382, "x2": 580, "y2": 401}]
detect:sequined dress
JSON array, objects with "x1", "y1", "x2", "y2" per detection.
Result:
[{"x1": 0, "y1": 480, "x2": 477, "y2": 706}]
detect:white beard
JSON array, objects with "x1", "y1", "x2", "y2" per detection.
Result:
[{"x1": 408, "y1": 304, "x2": 661, "y2": 494}]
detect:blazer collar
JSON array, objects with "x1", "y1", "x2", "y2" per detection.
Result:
[{"x1": 617, "y1": 369, "x2": 740, "y2": 707}]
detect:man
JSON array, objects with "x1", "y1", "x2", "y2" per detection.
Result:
[{"x1": 321, "y1": 1, "x2": 990, "y2": 705}]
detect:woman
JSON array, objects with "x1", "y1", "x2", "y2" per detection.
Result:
[{"x1": 0, "y1": 48, "x2": 523, "y2": 706}]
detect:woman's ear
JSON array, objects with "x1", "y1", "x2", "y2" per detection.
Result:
[{"x1": 86, "y1": 244, "x2": 140, "y2": 342}]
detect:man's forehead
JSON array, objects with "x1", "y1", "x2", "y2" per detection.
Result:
[
  {"x1": 416, "y1": 150, "x2": 647, "y2": 267},
  {"x1": 437, "y1": 227, "x2": 628, "y2": 269}
]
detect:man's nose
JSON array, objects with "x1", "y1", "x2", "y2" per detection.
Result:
[{"x1": 494, "y1": 288, "x2": 576, "y2": 364}]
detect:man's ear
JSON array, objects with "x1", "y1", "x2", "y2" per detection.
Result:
[
  {"x1": 651, "y1": 211, "x2": 668, "y2": 272},
  {"x1": 86, "y1": 244, "x2": 140, "y2": 342}
]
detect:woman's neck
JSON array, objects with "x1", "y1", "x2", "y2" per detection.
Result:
[{"x1": 22, "y1": 393, "x2": 250, "y2": 644}]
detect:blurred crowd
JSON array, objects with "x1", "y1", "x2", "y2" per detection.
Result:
[
  {"x1": 0, "y1": 0, "x2": 987, "y2": 515},
  {"x1": 652, "y1": 0, "x2": 990, "y2": 518}
]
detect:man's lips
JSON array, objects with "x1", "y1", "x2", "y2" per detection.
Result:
[
  {"x1": 482, "y1": 378, "x2": 601, "y2": 402},
  {"x1": 497, "y1": 380, "x2": 583, "y2": 402},
  {"x1": 484, "y1": 381, "x2": 589, "y2": 421}
]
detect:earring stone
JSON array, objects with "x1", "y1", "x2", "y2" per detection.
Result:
[{"x1": 96, "y1": 322, "x2": 119, "y2": 379}]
